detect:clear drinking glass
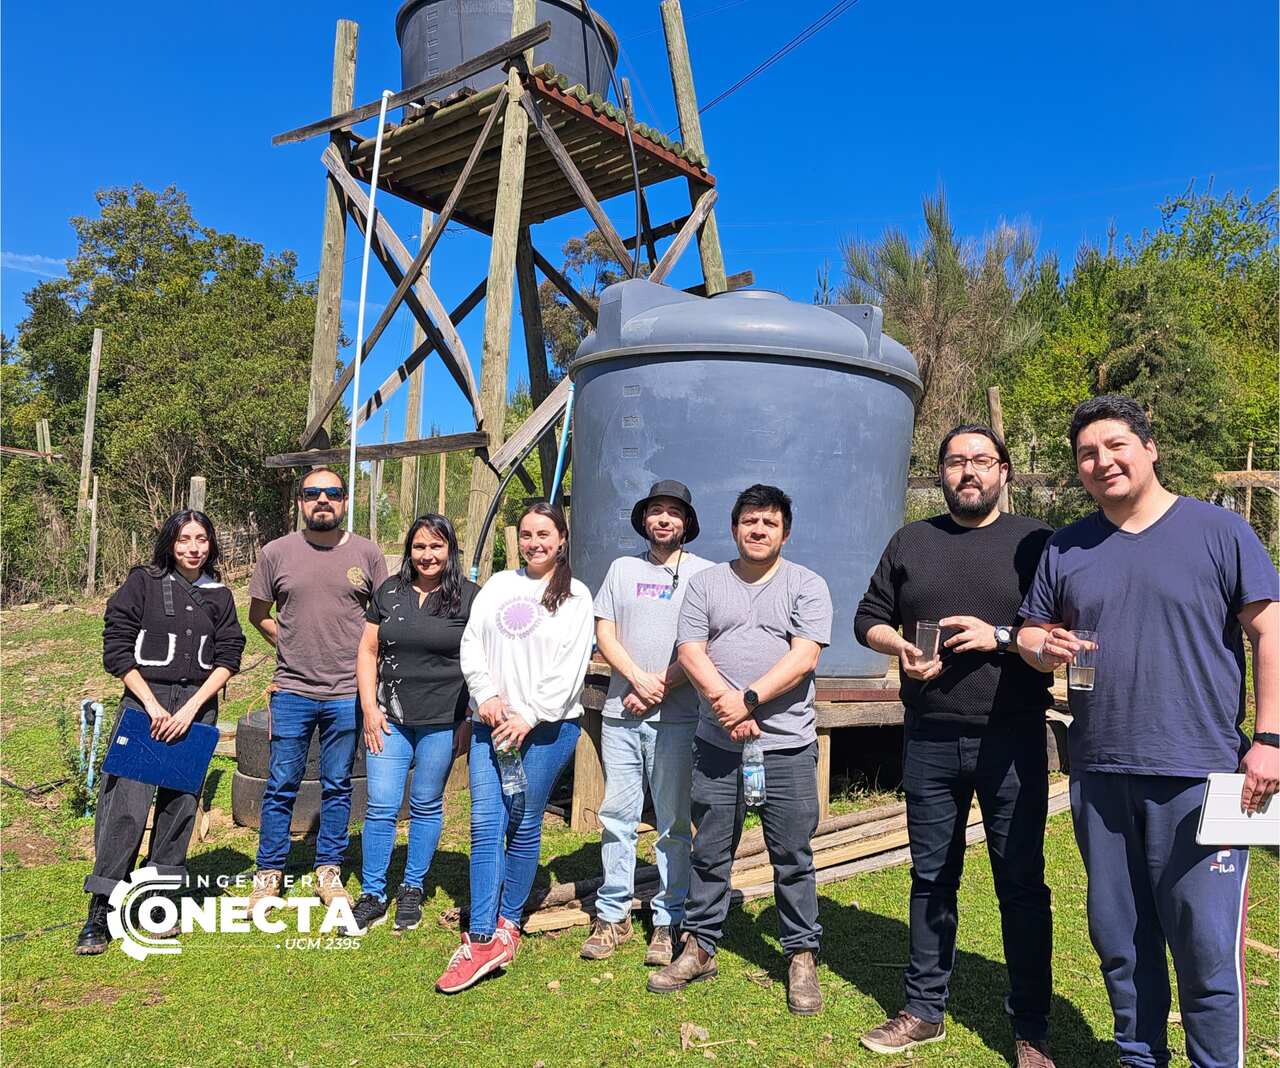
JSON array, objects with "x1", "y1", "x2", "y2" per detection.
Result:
[
  {"x1": 914, "y1": 621, "x2": 941, "y2": 661},
  {"x1": 1068, "y1": 629, "x2": 1098, "y2": 691}
]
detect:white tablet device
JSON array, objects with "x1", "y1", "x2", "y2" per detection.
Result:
[{"x1": 1195, "y1": 773, "x2": 1280, "y2": 847}]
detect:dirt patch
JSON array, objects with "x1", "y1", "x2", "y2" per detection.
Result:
[
  {"x1": 77, "y1": 987, "x2": 126, "y2": 1008},
  {"x1": 2, "y1": 825, "x2": 61, "y2": 868}
]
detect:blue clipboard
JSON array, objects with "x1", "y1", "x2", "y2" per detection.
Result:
[{"x1": 101, "y1": 706, "x2": 219, "y2": 794}]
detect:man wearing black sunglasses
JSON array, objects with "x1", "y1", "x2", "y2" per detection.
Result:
[{"x1": 247, "y1": 467, "x2": 388, "y2": 910}]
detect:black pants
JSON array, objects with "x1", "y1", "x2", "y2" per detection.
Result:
[
  {"x1": 901, "y1": 723, "x2": 1052, "y2": 1041},
  {"x1": 683, "y1": 737, "x2": 821, "y2": 957},
  {"x1": 83, "y1": 682, "x2": 217, "y2": 897}
]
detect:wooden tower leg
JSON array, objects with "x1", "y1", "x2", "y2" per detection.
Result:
[
  {"x1": 306, "y1": 20, "x2": 358, "y2": 447},
  {"x1": 515, "y1": 226, "x2": 556, "y2": 495},
  {"x1": 661, "y1": 0, "x2": 726, "y2": 296},
  {"x1": 400, "y1": 208, "x2": 432, "y2": 533},
  {"x1": 464, "y1": 0, "x2": 535, "y2": 578}
]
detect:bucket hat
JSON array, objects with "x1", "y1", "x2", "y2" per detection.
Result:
[{"x1": 630, "y1": 480, "x2": 700, "y2": 543}]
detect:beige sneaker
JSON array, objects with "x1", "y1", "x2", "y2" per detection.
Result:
[
  {"x1": 246, "y1": 869, "x2": 283, "y2": 911},
  {"x1": 644, "y1": 925, "x2": 676, "y2": 966},
  {"x1": 580, "y1": 916, "x2": 633, "y2": 960},
  {"x1": 314, "y1": 865, "x2": 352, "y2": 907}
]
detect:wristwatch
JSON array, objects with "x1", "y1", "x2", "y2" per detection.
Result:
[
  {"x1": 1254, "y1": 732, "x2": 1280, "y2": 748},
  {"x1": 994, "y1": 625, "x2": 1014, "y2": 653},
  {"x1": 743, "y1": 689, "x2": 760, "y2": 711}
]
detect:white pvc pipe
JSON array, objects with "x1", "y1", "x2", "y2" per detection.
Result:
[{"x1": 348, "y1": 89, "x2": 394, "y2": 532}]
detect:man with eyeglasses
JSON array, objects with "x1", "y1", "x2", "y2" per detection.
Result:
[
  {"x1": 853, "y1": 425, "x2": 1057, "y2": 1068},
  {"x1": 247, "y1": 467, "x2": 388, "y2": 909}
]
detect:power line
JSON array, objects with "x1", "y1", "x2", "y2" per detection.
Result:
[{"x1": 691, "y1": 0, "x2": 864, "y2": 121}]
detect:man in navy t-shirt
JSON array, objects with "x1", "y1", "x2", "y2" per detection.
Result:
[{"x1": 1018, "y1": 395, "x2": 1279, "y2": 1068}]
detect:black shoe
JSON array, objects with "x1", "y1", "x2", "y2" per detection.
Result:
[
  {"x1": 74, "y1": 894, "x2": 113, "y2": 955},
  {"x1": 350, "y1": 894, "x2": 389, "y2": 935},
  {"x1": 393, "y1": 884, "x2": 424, "y2": 931}
]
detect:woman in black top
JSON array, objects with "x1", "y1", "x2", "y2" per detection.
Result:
[
  {"x1": 352, "y1": 513, "x2": 478, "y2": 933},
  {"x1": 77, "y1": 509, "x2": 245, "y2": 955}
]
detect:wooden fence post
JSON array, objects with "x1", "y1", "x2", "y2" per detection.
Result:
[
  {"x1": 305, "y1": 20, "x2": 359, "y2": 446},
  {"x1": 85, "y1": 476, "x2": 100, "y2": 597},
  {"x1": 438, "y1": 451, "x2": 448, "y2": 514},
  {"x1": 986, "y1": 385, "x2": 1010, "y2": 513},
  {"x1": 188, "y1": 475, "x2": 207, "y2": 513},
  {"x1": 1244, "y1": 441, "x2": 1254, "y2": 524},
  {"x1": 504, "y1": 525, "x2": 519, "y2": 570},
  {"x1": 77, "y1": 328, "x2": 102, "y2": 516}
]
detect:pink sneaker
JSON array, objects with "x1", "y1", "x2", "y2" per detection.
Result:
[
  {"x1": 435, "y1": 931, "x2": 513, "y2": 994},
  {"x1": 497, "y1": 916, "x2": 522, "y2": 962}
]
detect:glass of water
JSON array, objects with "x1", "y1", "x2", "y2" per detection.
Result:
[
  {"x1": 1068, "y1": 629, "x2": 1098, "y2": 691},
  {"x1": 914, "y1": 621, "x2": 941, "y2": 662}
]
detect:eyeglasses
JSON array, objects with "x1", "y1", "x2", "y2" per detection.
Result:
[
  {"x1": 301, "y1": 486, "x2": 347, "y2": 502},
  {"x1": 941, "y1": 455, "x2": 1001, "y2": 473}
]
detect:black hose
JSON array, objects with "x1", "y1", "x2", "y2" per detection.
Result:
[{"x1": 582, "y1": 2, "x2": 642, "y2": 279}]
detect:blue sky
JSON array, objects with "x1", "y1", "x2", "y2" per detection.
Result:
[{"x1": 3, "y1": 0, "x2": 1276, "y2": 446}]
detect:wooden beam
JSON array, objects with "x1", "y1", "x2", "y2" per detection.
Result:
[
  {"x1": 321, "y1": 144, "x2": 480, "y2": 418},
  {"x1": 489, "y1": 376, "x2": 571, "y2": 473},
  {"x1": 85, "y1": 476, "x2": 99, "y2": 597},
  {"x1": 624, "y1": 215, "x2": 687, "y2": 254},
  {"x1": 400, "y1": 209, "x2": 432, "y2": 531},
  {"x1": 660, "y1": 0, "x2": 727, "y2": 295},
  {"x1": 354, "y1": 278, "x2": 488, "y2": 431},
  {"x1": 650, "y1": 188, "x2": 718, "y2": 284},
  {"x1": 1, "y1": 444, "x2": 63, "y2": 460},
  {"x1": 266, "y1": 431, "x2": 488, "y2": 468},
  {"x1": 1215, "y1": 469, "x2": 1280, "y2": 489},
  {"x1": 305, "y1": 20, "x2": 358, "y2": 447},
  {"x1": 77, "y1": 328, "x2": 102, "y2": 515},
  {"x1": 683, "y1": 268, "x2": 753, "y2": 297},
  {"x1": 518, "y1": 91, "x2": 633, "y2": 269},
  {"x1": 516, "y1": 226, "x2": 557, "y2": 494},
  {"x1": 356, "y1": 86, "x2": 506, "y2": 369},
  {"x1": 188, "y1": 475, "x2": 207, "y2": 513},
  {"x1": 272, "y1": 22, "x2": 553, "y2": 145},
  {"x1": 1244, "y1": 441, "x2": 1255, "y2": 523},
  {"x1": 986, "y1": 385, "x2": 1011, "y2": 512},
  {"x1": 531, "y1": 246, "x2": 598, "y2": 326},
  {"x1": 465, "y1": 0, "x2": 536, "y2": 580}
]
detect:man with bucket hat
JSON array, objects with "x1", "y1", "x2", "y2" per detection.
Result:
[{"x1": 581, "y1": 480, "x2": 715, "y2": 965}]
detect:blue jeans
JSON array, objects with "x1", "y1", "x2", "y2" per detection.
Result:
[
  {"x1": 256, "y1": 691, "x2": 359, "y2": 871},
  {"x1": 468, "y1": 718, "x2": 581, "y2": 936},
  {"x1": 596, "y1": 716, "x2": 695, "y2": 926},
  {"x1": 360, "y1": 721, "x2": 455, "y2": 900}
]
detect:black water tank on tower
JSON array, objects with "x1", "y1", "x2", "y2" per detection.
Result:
[
  {"x1": 396, "y1": 0, "x2": 619, "y2": 99},
  {"x1": 568, "y1": 279, "x2": 921, "y2": 678}
]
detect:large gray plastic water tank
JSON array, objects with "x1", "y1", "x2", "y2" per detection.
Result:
[
  {"x1": 569, "y1": 279, "x2": 921, "y2": 678},
  {"x1": 396, "y1": 0, "x2": 618, "y2": 100}
]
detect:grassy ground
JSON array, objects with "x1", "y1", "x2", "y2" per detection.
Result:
[{"x1": 2, "y1": 599, "x2": 1278, "y2": 1067}]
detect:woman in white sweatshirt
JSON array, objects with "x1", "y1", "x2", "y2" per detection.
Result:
[{"x1": 436, "y1": 502, "x2": 594, "y2": 993}]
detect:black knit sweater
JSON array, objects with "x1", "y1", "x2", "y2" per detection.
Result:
[
  {"x1": 103, "y1": 567, "x2": 245, "y2": 683},
  {"x1": 854, "y1": 513, "x2": 1053, "y2": 731}
]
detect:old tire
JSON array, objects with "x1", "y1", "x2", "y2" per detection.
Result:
[{"x1": 234, "y1": 708, "x2": 368, "y2": 780}]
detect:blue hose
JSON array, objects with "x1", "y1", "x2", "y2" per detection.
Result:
[{"x1": 549, "y1": 381, "x2": 576, "y2": 508}]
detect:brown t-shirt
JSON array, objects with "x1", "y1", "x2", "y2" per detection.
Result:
[{"x1": 249, "y1": 531, "x2": 388, "y2": 698}]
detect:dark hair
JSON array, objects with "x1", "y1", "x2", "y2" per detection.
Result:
[
  {"x1": 1069, "y1": 394, "x2": 1154, "y2": 455},
  {"x1": 397, "y1": 513, "x2": 464, "y2": 616},
  {"x1": 731, "y1": 484, "x2": 792, "y2": 534},
  {"x1": 297, "y1": 466, "x2": 348, "y2": 496},
  {"x1": 937, "y1": 423, "x2": 1014, "y2": 482},
  {"x1": 519, "y1": 502, "x2": 573, "y2": 614},
  {"x1": 148, "y1": 510, "x2": 221, "y2": 579}
]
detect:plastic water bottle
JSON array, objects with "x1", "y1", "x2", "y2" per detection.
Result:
[
  {"x1": 495, "y1": 720, "x2": 527, "y2": 796},
  {"x1": 742, "y1": 737, "x2": 766, "y2": 806}
]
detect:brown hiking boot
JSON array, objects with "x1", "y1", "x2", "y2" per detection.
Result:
[
  {"x1": 647, "y1": 934, "x2": 717, "y2": 993},
  {"x1": 860, "y1": 1011, "x2": 946, "y2": 1054},
  {"x1": 1014, "y1": 1039, "x2": 1056, "y2": 1068},
  {"x1": 786, "y1": 950, "x2": 822, "y2": 1015},
  {"x1": 644, "y1": 925, "x2": 676, "y2": 966},
  {"x1": 314, "y1": 865, "x2": 352, "y2": 908},
  {"x1": 246, "y1": 869, "x2": 283, "y2": 911},
  {"x1": 580, "y1": 916, "x2": 633, "y2": 960}
]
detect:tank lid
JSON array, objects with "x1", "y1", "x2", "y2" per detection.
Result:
[{"x1": 570, "y1": 279, "x2": 921, "y2": 393}]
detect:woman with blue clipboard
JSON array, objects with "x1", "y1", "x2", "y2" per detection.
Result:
[{"x1": 76, "y1": 509, "x2": 245, "y2": 955}]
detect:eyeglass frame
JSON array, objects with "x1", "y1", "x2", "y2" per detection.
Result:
[
  {"x1": 940, "y1": 454, "x2": 1004, "y2": 473},
  {"x1": 300, "y1": 486, "x2": 348, "y2": 502}
]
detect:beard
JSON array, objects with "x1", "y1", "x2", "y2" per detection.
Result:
[
  {"x1": 647, "y1": 528, "x2": 683, "y2": 549},
  {"x1": 305, "y1": 508, "x2": 341, "y2": 531},
  {"x1": 942, "y1": 478, "x2": 1001, "y2": 520}
]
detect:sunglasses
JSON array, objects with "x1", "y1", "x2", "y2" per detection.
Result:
[{"x1": 301, "y1": 486, "x2": 347, "y2": 502}]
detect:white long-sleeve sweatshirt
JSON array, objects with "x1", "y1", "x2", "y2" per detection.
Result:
[{"x1": 459, "y1": 568, "x2": 594, "y2": 728}]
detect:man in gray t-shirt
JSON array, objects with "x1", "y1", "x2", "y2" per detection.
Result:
[
  {"x1": 583, "y1": 480, "x2": 713, "y2": 966},
  {"x1": 650, "y1": 485, "x2": 832, "y2": 1017}
]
